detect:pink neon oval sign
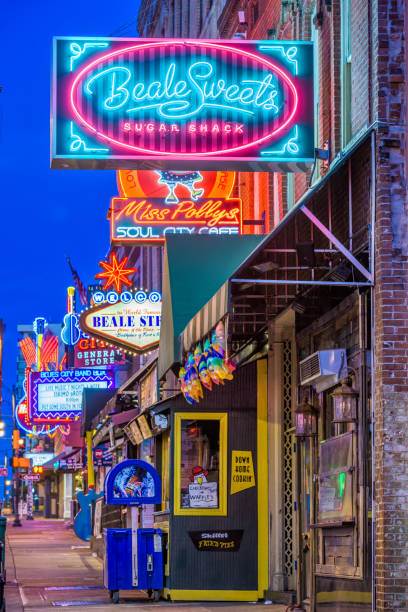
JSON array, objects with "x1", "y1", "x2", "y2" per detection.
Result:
[{"x1": 70, "y1": 41, "x2": 298, "y2": 157}]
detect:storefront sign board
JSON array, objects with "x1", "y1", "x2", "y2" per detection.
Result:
[
  {"x1": 79, "y1": 292, "x2": 161, "y2": 353},
  {"x1": 104, "y1": 459, "x2": 161, "y2": 505},
  {"x1": 140, "y1": 366, "x2": 158, "y2": 411},
  {"x1": 188, "y1": 530, "x2": 244, "y2": 552},
  {"x1": 124, "y1": 420, "x2": 143, "y2": 445},
  {"x1": 52, "y1": 38, "x2": 314, "y2": 171},
  {"x1": 113, "y1": 169, "x2": 241, "y2": 244},
  {"x1": 230, "y1": 450, "x2": 255, "y2": 494},
  {"x1": 137, "y1": 414, "x2": 153, "y2": 440},
  {"x1": 29, "y1": 369, "x2": 114, "y2": 423},
  {"x1": 74, "y1": 337, "x2": 126, "y2": 368}
]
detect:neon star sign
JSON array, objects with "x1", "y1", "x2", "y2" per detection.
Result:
[
  {"x1": 95, "y1": 253, "x2": 136, "y2": 292},
  {"x1": 52, "y1": 38, "x2": 314, "y2": 171}
]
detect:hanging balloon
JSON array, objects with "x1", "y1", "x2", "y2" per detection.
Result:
[
  {"x1": 185, "y1": 353, "x2": 203, "y2": 402},
  {"x1": 204, "y1": 339, "x2": 222, "y2": 385},
  {"x1": 179, "y1": 366, "x2": 196, "y2": 405},
  {"x1": 194, "y1": 344, "x2": 212, "y2": 391}
]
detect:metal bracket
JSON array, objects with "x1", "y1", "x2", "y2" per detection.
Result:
[{"x1": 300, "y1": 205, "x2": 373, "y2": 283}]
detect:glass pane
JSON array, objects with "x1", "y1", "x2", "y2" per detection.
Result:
[
  {"x1": 180, "y1": 419, "x2": 220, "y2": 509},
  {"x1": 318, "y1": 432, "x2": 354, "y2": 522}
]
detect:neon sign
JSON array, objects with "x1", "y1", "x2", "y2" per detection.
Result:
[
  {"x1": 112, "y1": 169, "x2": 241, "y2": 244},
  {"x1": 79, "y1": 291, "x2": 162, "y2": 353},
  {"x1": 29, "y1": 369, "x2": 115, "y2": 423},
  {"x1": 95, "y1": 253, "x2": 136, "y2": 292},
  {"x1": 52, "y1": 38, "x2": 314, "y2": 170}
]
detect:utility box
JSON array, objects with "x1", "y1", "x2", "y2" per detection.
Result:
[{"x1": 103, "y1": 527, "x2": 163, "y2": 602}]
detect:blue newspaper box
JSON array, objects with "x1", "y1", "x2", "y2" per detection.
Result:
[
  {"x1": 103, "y1": 460, "x2": 163, "y2": 603},
  {"x1": 104, "y1": 528, "x2": 163, "y2": 594}
]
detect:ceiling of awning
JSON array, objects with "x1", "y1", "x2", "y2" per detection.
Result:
[
  {"x1": 158, "y1": 234, "x2": 264, "y2": 379},
  {"x1": 180, "y1": 129, "x2": 374, "y2": 356}
]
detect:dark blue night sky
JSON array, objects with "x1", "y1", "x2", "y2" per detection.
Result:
[{"x1": 0, "y1": 1, "x2": 140, "y2": 460}]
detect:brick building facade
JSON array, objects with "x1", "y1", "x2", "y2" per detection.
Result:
[{"x1": 134, "y1": 0, "x2": 408, "y2": 610}]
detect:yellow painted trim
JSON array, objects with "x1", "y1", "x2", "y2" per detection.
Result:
[
  {"x1": 85, "y1": 431, "x2": 95, "y2": 488},
  {"x1": 161, "y1": 430, "x2": 170, "y2": 511},
  {"x1": 174, "y1": 412, "x2": 228, "y2": 516},
  {"x1": 163, "y1": 587, "x2": 170, "y2": 600},
  {"x1": 257, "y1": 359, "x2": 269, "y2": 598},
  {"x1": 316, "y1": 590, "x2": 372, "y2": 604},
  {"x1": 168, "y1": 589, "x2": 258, "y2": 601}
]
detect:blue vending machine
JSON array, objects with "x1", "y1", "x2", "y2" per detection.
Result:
[{"x1": 103, "y1": 460, "x2": 163, "y2": 604}]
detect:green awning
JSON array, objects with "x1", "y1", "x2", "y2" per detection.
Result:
[{"x1": 158, "y1": 234, "x2": 264, "y2": 379}]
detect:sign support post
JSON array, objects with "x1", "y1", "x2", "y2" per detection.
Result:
[{"x1": 86, "y1": 431, "x2": 95, "y2": 490}]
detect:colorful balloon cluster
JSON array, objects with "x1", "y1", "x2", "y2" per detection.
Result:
[{"x1": 179, "y1": 321, "x2": 236, "y2": 405}]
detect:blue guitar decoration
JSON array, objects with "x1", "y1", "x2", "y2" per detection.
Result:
[
  {"x1": 61, "y1": 312, "x2": 81, "y2": 346},
  {"x1": 74, "y1": 489, "x2": 104, "y2": 541}
]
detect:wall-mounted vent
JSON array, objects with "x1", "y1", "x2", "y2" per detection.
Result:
[{"x1": 299, "y1": 349, "x2": 347, "y2": 393}]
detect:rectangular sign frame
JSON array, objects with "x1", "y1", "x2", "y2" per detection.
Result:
[
  {"x1": 110, "y1": 196, "x2": 242, "y2": 245},
  {"x1": 29, "y1": 369, "x2": 115, "y2": 423},
  {"x1": 52, "y1": 37, "x2": 314, "y2": 171}
]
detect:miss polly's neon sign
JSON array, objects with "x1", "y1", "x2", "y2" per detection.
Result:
[{"x1": 111, "y1": 196, "x2": 242, "y2": 244}]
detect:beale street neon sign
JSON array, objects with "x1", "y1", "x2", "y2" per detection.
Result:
[
  {"x1": 52, "y1": 38, "x2": 314, "y2": 171},
  {"x1": 112, "y1": 170, "x2": 241, "y2": 244}
]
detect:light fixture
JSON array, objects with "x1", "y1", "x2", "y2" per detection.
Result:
[
  {"x1": 0, "y1": 431, "x2": 5, "y2": 438},
  {"x1": 296, "y1": 241, "x2": 315, "y2": 267},
  {"x1": 331, "y1": 369, "x2": 358, "y2": 423},
  {"x1": 295, "y1": 397, "x2": 319, "y2": 437},
  {"x1": 0, "y1": 421, "x2": 5, "y2": 430}
]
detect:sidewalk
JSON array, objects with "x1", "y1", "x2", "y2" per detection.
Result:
[{"x1": 4, "y1": 519, "x2": 287, "y2": 612}]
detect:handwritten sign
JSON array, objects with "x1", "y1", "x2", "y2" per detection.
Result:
[
  {"x1": 231, "y1": 450, "x2": 255, "y2": 495},
  {"x1": 189, "y1": 482, "x2": 218, "y2": 508}
]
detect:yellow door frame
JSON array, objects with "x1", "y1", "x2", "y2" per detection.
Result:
[{"x1": 173, "y1": 412, "x2": 228, "y2": 516}]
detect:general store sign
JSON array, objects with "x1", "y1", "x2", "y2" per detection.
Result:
[
  {"x1": 52, "y1": 38, "x2": 314, "y2": 171},
  {"x1": 74, "y1": 336, "x2": 126, "y2": 368},
  {"x1": 79, "y1": 291, "x2": 162, "y2": 353}
]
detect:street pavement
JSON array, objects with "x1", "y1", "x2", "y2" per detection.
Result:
[{"x1": 4, "y1": 519, "x2": 287, "y2": 612}]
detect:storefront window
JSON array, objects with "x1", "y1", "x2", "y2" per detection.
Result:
[{"x1": 174, "y1": 413, "x2": 227, "y2": 516}]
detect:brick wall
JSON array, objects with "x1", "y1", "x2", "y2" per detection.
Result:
[{"x1": 373, "y1": 0, "x2": 408, "y2": 608}]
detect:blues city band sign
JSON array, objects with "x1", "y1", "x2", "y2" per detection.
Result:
[{"x1": 52, "y1": 38, "x2": 314, "y2": 171}]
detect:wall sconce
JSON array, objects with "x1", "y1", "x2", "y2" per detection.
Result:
[
  {"x1": 295, "y1": 397, "x2": 319, "y2": 437},
  {"x1": 331, "y1": 367, "x2": 359, "y2": 423}
]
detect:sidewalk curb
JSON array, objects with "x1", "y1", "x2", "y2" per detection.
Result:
[{"x1": 5, "y1": 533, "x2": 24, "y2": 612}]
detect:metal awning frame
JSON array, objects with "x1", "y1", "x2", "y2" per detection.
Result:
[{"x1": 180, "y1": 126, "x2": 375, "y2": 355}]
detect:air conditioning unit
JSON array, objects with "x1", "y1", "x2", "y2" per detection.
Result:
[{"x1": 299, "y1": 349, "x2": 347, "y2": 393}]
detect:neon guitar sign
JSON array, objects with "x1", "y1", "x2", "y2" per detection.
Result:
[{"x1": 52, "y1": 38, "x2": 314, "y2": 170}]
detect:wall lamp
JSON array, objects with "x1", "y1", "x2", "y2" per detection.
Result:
[{"x1": 331, "y1": 367, "x2": 359, "y2": 423}]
